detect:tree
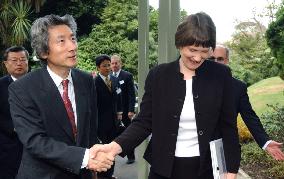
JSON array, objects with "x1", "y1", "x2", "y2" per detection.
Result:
[
  {"x1": 37, "y1": 0, "x2": 107, "y2": 36},
  {"x1": 266, "y1": 2, "x2": 284, "y2": 79},
  {"x1": 228, "y1": 18, "x2": 280, "y2": 85},
  {"x1": 77, "y1": 0, "x2": 139, "y2": 78},
  {"x1": 0, "y1": 0, "x2": 32, "y2": 48}
]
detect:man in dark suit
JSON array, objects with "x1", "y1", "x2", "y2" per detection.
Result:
[
  {"x1": 110, "y1": 54, "x2": 136, "y2": 164},
  {"x1": 213, "y1": 45, "x2": 284, "y2": 160},
  {"x1": 8, "y1": 14, "x2": 113, "y2": 179},
  {"x1": 0, "y1": 46, "x2": 29, "y2": 179},
  {"x1": 94, "y1": 55, "x2": 122, "y2": 179}
]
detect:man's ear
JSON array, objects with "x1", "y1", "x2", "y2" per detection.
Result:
[
  {"x1": 40, "y1": 52, "x2": 48, "y2": 60},
  {"x1": 3, "y1": 60, "x2": 8, "y2": 68}
]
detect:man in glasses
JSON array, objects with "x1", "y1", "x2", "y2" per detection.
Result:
[
  {"x1": 0, "y1": 46, "x2": 29, "y2": 178},
  {"x1": 213, "y1": 45, "x2": 284, "y2": 161}
]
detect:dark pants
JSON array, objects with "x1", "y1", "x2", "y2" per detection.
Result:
[
  {"x1": 148, "y1": 156, "x2": 213, "y2": 179},
  {"x1": 122, "y1": 113, "x2": 135, "y2": 160}
]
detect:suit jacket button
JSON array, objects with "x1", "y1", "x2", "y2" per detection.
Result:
[
  {"x1": 173, "y1": 115, "x2": 178, "y2": 119},
  {"x1": 198, "y1": 130, "x2": 203, "y2": 135},
  {"x1": 171, "y1": 133, "x2": 177, "y2": 136},
  {"x1": 194, "y1": 94, "x2": 199, "y2": 99}
]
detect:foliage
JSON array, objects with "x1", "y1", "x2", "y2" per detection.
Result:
[
  {"x1": 266, "y1": 3, "x2": 284, "y2": 79},
  {"x1": 241, "y1": 104, "x2": 284, "y2": 178},
  {"x1": 77, "y1": 0, "x2": 160, "y2": 80},
  {"x1": 37, "y1": 0, "x2": 107, "y2": 36},
  {"x1": 0, "y1": 0, "x2": 32, "y2": 47},
  {"x1": 237, "y1": 115, "x2": 253, "y2": 142},
  {"x1": 261, "y1": 104, "x2": 284, "y2": 142},
  {"x1": 241, "y1": 142, "x2": 272, "y2": 165},
  {"x1": 77, "y1": 0, "x2": 138, "y2": 76},
  {"x1": 228, "y1": 19, "x2": 280, "y2": 86}
]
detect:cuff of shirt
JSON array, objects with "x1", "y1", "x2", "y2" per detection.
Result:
[
  {"x1": 81, "y1": 149, "x2": 90, "y2": 168},
  {"x1": 262, "y1": 140, "x2": 272, "y2": 150}
]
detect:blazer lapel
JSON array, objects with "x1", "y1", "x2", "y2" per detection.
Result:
[
  {"x1": 72, "y1": 70, "x2": 88, "y2": 145},
  {"x1": 40, "y1": 68, "x2": 74, "y2": 141}
]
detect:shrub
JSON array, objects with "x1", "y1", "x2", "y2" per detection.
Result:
[
  {"x1": 241, "y1": 142, "x2": 272, "y2": 165},
  {"x1": 261, "y1": 104, "x2": 284, "y2": 142},
  {"x1": 237, "y1": 115, "x2": 253, "y2": 142}
]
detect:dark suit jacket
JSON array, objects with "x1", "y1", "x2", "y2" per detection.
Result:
[
  {"x1": 94, "y1": 75, "x2": 122, "y2": 143},
  {"x1": 8, "y1": 67, "x2": 98, "y2": 179},
  {"x1": 115, "y1": 59, "x2": 240, "y2": 177},
  {"x1": 0, "y1": 75, "x2": 23, "y2": 177},
  {"x1": 233, "y1": 77, "x2": 269, "y2": 147},
  {"x1": 116, "y1": 70, "x2": 135, "y2": 114}
]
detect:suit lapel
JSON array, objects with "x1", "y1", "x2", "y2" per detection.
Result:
[
  {"x1": 72, "y1": 70, "x2": 88, "y2": 145},
  {"x1": 99, "y1": 75, "x2": 111, "y2": 93},
  {"x1": 40, "y1": 68, "x2": 74, "y2": 141},
  {"x1": 7, "y1": 75, "x2": 13, "y2": 85}
]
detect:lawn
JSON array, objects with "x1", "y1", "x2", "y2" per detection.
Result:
[
  {"x1": 248, "y1": 76, "x2": 284, "y2": 116},
  {"x1": 240, "y1": 76, "x2": 284, "y2": 178}
]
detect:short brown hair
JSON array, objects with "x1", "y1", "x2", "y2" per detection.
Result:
[{"x1": 175, "y1": 12, "x2": 216, "y2": 50}]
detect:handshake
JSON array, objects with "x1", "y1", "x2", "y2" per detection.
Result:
[{"x1": 86, "y1": 142, "x2": 123, "y2": 172}]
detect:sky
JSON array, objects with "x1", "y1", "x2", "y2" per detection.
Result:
[{"x1": 149, "y1": 0, "x2": 281, "y2": 42}]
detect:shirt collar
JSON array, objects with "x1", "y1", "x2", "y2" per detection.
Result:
[
  {"x1": 47, "y1": 66, "x2": 73, "y2": 88},
  {"x1": 10, "y1": 75, "x2": 17, "y2": 81},
  {"x1": 113, "y1": 69, "x2": 121, "y2": 76},
  {"x1": 99, "y1": 73, "x2": 111, "y2": 81}
]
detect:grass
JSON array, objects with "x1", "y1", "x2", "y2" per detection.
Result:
[{"x1": 248, "y1": 76, "x2": 284, "y2": 116}]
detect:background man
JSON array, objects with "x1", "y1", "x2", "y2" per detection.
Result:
[
  {"x1": 95, "y1": 54, "x2": 122, "y2": 179},
  {"x1": 111, "y1": 54, "x2": 136, "y2": 164},
  {"x1": 213, "y1": 45, "x2": 284, "y2": 161},
  {"x1": 8, "y1": 14, "x2": 113, "y2": 179},
  {"x1": 0, "y1": 46, "x2": 29, "y2": 179}
]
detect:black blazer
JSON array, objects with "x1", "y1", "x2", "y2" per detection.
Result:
[
  {"x1": 8, "y1": 67, "x2": 98, "y2": 179},
  {"x1": 233, "y1": 77, "x2": 269, "y2": 147},
  {"x1": 115, "y1": 59, "x2": 240, "y2": 177},
  {"x1": 94, "y1": 75, "x2": 122, "y2": 142},
  {"x1": 0, "y1": 75, "x2": 23, "y2": 177},
  {"x1": 116, "y1": 70, "x2": 136, "y2": 113}
]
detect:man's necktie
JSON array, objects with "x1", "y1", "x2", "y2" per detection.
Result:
[
  {"x1": 62, "y1": 79, "x2": 77, "y2": 139},
  {"x1": 114, "y1": 72, "x2": 118, "y2": 77},
  {"x1": 105, "y1": 76, "x2": 112, "y2": 92}
]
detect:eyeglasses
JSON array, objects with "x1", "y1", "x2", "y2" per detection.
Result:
[
  {"x1": 100, "y1": 64, "x2": 111, "y2": 68},
  {"x1": 7, "y1": 58, "x2": 28, "y2": 64},
  {"x1": 208, "y1": 56, "x2": 225, "y2": 62}
]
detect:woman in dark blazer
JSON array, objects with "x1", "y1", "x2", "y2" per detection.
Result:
[{"x1": 95, "y1": 12, "x2": 240, "y2": 179}]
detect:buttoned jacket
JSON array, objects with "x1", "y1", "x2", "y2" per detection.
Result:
[{"x1": 115, "y1": 59, "x2": 240, "y2": 177}]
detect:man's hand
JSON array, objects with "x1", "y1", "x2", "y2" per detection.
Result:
[
  {"x1": 90, "y1": 142, "x2": 122, "y2": 159},
  {"x1": 117, "y1": 114, "x2": 122, "y2": 120},
  {"x1": 266, "y1": 140, "x2": 284, "y2": 161},
  {"x1": 225, "y1": 173, "x2": 237, "y2": 179},
  {"x1": 87, "y1": 149, "x2": 114, "y2": 172},
  {"x1": 128, "y1": 112, "x2": 135, "y2": 120}
]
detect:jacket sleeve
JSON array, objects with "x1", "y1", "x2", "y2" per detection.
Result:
[
  {"x1": 8, "y1": 82, "x2": 85, "y2": 175},
  {"x1": 114, "y1": 69, "x2": 154, "y2": 155},
  {"x1": 238, "y1": 83, "x2": 269, "y2": 148},
  {"x1": 220, "y1": 68, "x2": 241, "y2": 173}
]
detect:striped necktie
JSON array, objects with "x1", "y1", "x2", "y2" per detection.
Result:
[
  {"x1": 62, "y1": 79, "x2": 77, "y2": 139},
  {"x1": 105, "y1": 76, "x2": 112, "y2": 91}
]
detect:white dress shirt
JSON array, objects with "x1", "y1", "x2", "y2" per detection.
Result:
[
  {"x1": 175, "y1": 79, "x2": 200, "y2": 157},
  {"x1": 47, "y1": 66, "x2": 89, "y2": 168}
]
